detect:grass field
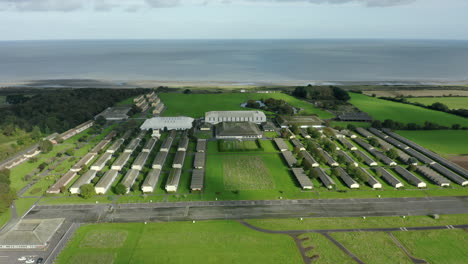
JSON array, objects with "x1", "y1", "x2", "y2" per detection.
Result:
[
  {"x1": 363, "y1": 90, "x2": 468, "y2": 98},
  {"x1": 218, "y1": 140, "x2": 261, "y2": 152},
  {"x1": 396, "y1": 130, "x2": 468, "y2": 155},
  {"x1": 299, "y1": 233, "x2": 354, "y2": 263},
  {"x1": 332, "y1": 232, "x2": 412, "y2": 264},
  {"x1": 56, "y1": 221, "x2": 302, "y2": 264},
  {"x1": 223, "y1": 156, "x2": 275, "y2": 190},
  {"x1": 159, "y1": 92, "x2": 334, "y2": 119},
  {"x1": 394, "y1": 229, "x2": 468, "y2": 264},
  {"x1": 247, "y1": 214, "x2": 468, "y2": 231},
  {"x1": 349, "y1": 93, "x2": 468, "y2": 127},
  {"x1": 406, "y1": 97, "x2": 468, "y2": 109}
]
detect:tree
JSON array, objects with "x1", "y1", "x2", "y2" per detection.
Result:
[
  {"x1": 332, "y1": 86, "x2": 350, "y2": 101},
  {"x1": 95, "y1": 116, "x2": 106, "y2": 127},
  {"x1": 183, "y1": 89, "x2": 192, "y2": 94},
  {"x1": 368, "y1": 137, "x2": 380, "y2": 148},
  {"x1": 31, "y1": 126, "x2": 42, "y2": 140},
  {"x1": 80, "y1": 184, "x2": 96, "y2": 199},
  {"x1": 386, "y1": 148, "x2": 398, "y2": 159},
  {"x1": 114, "y1": 183, "x2": 127, "y2": 195},
  {"x1": 371, "y1": 120, "x2": 382, "y2": 129},
  {"x1": 346, "y1": 124, "x2": 356, "y2": 131},
  {"x1": 307, "y1": 127, "x2": 321, "y2": 139},
  {"x1": 39, "y1": 140, "x2": 53, "y2": 153},
  {"x1": 290, "y1": 125, "x2": 300, "y2": 135},
  {"x1": 429, "y1": 102, "x2": 449, "y2": 112}
]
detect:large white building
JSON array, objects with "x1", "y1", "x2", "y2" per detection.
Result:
[
  {"x1": 205, "y1": 111, "x2": 266, "y2": 124},
  {"x1": 140, "y1": 116, "x2": 194, "y2": 131}
]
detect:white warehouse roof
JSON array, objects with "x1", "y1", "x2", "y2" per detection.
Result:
[
  {"x1": 140, "y1": 116, "x2": 194, "y2": 130},
  {"x1": 205, "y1": 111, "x2": 266, "y2": 124}
]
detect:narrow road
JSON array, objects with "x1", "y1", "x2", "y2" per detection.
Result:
[
  {"x1": 321, "y1": 233, "x2": 365, "y2": 264},
  {"x1": 388, "y1": 232, "x2": 427, "y2": 264}
]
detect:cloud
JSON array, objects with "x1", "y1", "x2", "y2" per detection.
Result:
[{"x1": 0, "y1": 0, "x2": 417, "y2": 12}]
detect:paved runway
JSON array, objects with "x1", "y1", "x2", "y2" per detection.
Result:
[{"x1": 26, "y1": 196, "x2": 468, "y2": 223}]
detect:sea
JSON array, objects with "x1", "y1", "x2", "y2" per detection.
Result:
[{"x1": 0, "y1": 39, "x2": 468, "y2": 83}]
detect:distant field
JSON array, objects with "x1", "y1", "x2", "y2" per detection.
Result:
[
  {"x1": 349, "y1": 93, "x2": 468, "y2": 127},
  {"x1": 396, "y1": 130, "x2": 468, "y2": 155},
  {"x1": 159, "y1": 93, "x2": 334, "y2": 119},
  {"x1": 394, "y1": 229, "x2": 468, "y2": 264},
  {"x1": 406, "y1": 97, "x2": 468, "y2": 109},
  {"x1": 363, "y1": 90, "x2": 468, "y2": 97},
  {"x1": 56, "y1": 221, "x2": 302, "y2": 264}
]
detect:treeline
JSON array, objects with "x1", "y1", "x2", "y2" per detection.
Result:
[
  {"x1": 368, "y1": 119, "x2": 467, "y2": 131},
  {"x1": 292, "y1": 85, "x2": 350, "y2": 101},
  {"x1": 379, "y1": 97, "x2": 468, "y2": 118},
  {"x1": 0, "y1": 88, "x2": 147, "y2": 134},
  {"x1": 0, "y1": 169, "x2": 16, "y2": 214},
  {"x1": 246, "y1": 98, "x2": 295, "y2": 115}
]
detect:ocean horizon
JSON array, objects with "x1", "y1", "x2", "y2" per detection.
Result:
[{"x1": 1, "y1": 39, "x2": 468, "y2": 83}]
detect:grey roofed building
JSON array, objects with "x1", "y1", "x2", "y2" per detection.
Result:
[
  {"x1": 429, "y1": 163, "x2": 468, "y2": 186},
  {"x1": 140, "y1": 116, "x2": 194, "y2": 130},
  {"x1": 168, "y1": 129, "x2": 177, "y2": 138},
  {"x1": 121, "y1": 169, "x2": 140, "y2": 193},
  {"x1": 416, "y1": 166, "x2": 451, "y2": 187},
  {"x1": 199, "y1": 122, "x2": 212, "y2": 131},
  {"x1": 300, "y1": 129, "x2": 311, "y2": 139},
  {"x1": 141, "y1": 169, "x2": 162, "y2": 193},
  {"x1": 95, "y1": 106, "x2": 131, "y2": 121},
  {"x1": 355, "y1": 127, "x2": 374, "y2": 138},
  {"x1": 194, "y1": 152, "x2": 206, "y2": 169},
  {"x1": 337, "y1": 112, "x2": 372, "y2": 122},
  {"x1": 159, "y1": 137, "x2": 174, "y2": 152},
  {"x1": 191, "y1": 169, "x2": 205, "y2": 191},
  {"x1": 353, "y1": 150, "x2": 378, "y2": 166},
  {"x1": 178, "y1": 137, "x2": 189, "y2": 151},
  {"x1": 277, "y1": 115, "x2": 322, "y2": 128},
  {"x1": 353, "y1": 137, "x2": 374, "y2": 152},
  {"x1": 300, "y1": 150, "x2": 319, "y2": 168},
  {"x1": 166, "y1": 168, "x2": 182, "y2": 192},
  {"x1": 320, "y1": 149, "x2": 339, "y2": 167},
  {"x1": 47, "y1": 171, "x2": 78, "y2": 194},
  {"x1": 373, "y1": 167, "x2": 403, "y2": 188},
  {"x1": 124, "y1": 138, "x2": 142, "y2": 153},
  {"x1": 0, "y1": 218, "x2": 64, "y2": 250},
  {"x1": 106, "y1": 139, "x2": 125, "y2": 154},
  {"x1": 281, "y1": 151, "x2": 298, "y2": 167},
  {"x1": 111, "y1": 152, "x2": 132, "y2": 171},
  {"x1": 393, "y1": 166, "x2": 426, "y2": 188},
  {"x1": 152, "y1": 102, "x2": 165, "y2": 115},
  {"x1": 152, "y1": 151, "x2": 169, "y2": 169},
  {"x1": 142, "y1": 138, "x2": 157, "y2": 152},
  {"x1": 337, "y1": 150, "x2": 358, "y2": 167},
  {"x1": 90, "y1": 152, "x2": 113, "y2": 171},
  {"x1": 337, "y1": 137, "x2": 357, "y2": 150},
  {"x1": 215, "y1": 122, "x2": 263, "y2": 139},
  {"x1": 89, "y1": 139, "x2": 111, "y2": 155},
  {"x1": 384, "y1": 129, "x2": 468, "y2": 178},
  {"x1": 173, "y1": 151, "x2": 186, "y2": 169},
  {"x1": 403, "y1": 148, "x2": 434, "y2": 165},
  {"x1": 374, "y1": 137, "x2": 393, "y2": 151},
  {"x1": 95, "y1": 169, "x2": 119, "y2": 194},
  {"x1": 396, "y1": 150, "x2": 417, "y2": 165},
  {"x1": 290, "y1": 139, "x2": 306, "y2": 151},
  {"x1": 262, "y1": 122, "x2": 276, "y2": 132},
  {"x1": 359, "y1": 168, "x2": 382, "y2": 189},
  {"x1": 132, "y1": 151, "x2": 150, "y2": 171},
  {"x1": 380, "y1": 135, "x2": 410, "y2": 150},
  {"x1": 273, "y1": 138, "x2": 289, "y2": 152},
  {"x1": 205, "y1": 110, "x2": 266, "y2": 124},
  {"x1": 71, "y1": 153, "x2": 96, "y2": 172},
  {"x1": 334, "y1": 167, "x2": 359, "y2": 189},
  {"x1": 69, "y1": 170, "x2": 98, "y2": 194},
  {"x1": 368, "y1": 127, "x2": 389, "y2": 139},
  {"x1": 196, "y1": 139, "x2": 207, "y2": 152},
  {"x1": 291, "y1": 168, "x2": 313, "y2": 189},
  {"x1": 370, "y1": 150, "x2": 397, "y2": 166},
  {"x1": 59, "y1": 120, "x2": 94, "y2": 141},
  {"x1": 313, "y1": 168, "x2": 335, "y2": 189}
]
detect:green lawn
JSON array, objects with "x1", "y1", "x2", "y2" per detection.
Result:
[
  {"x1": 394, "y1": 229, "x2": 468, "y2": 264},
  {"x1": 218, "y1": 140, "x2": 262, "y2": 152},
  {"x1": 159, "y1": 92, "x2": 334, "y2": 119},
  {"x1": 247, "y1": 214, "x2": 468, "y2": 231},
  {"x1": 406, "y1": 97, "x2": 468, "y2": 110},
  {"x1": 332, "y1": 232, "x2": 412, "y2": 264},
  {"x1": 349, "y1": 93, "x2": 468, "y2": 127},
  {"x1": 299, "y1": 233, "x2": 354, "y2": 263},
  {"x1": 56, "y1": 221, "x2": 302, "y2": 264},
  {"x1": 396, "y1": 130, "x2": 468, "y2": 155},
  {"x1": 15, "y1": 198, "x2": 39, "y2": 217},
  {"x1": 0, "y1": 209, "x2": 11, "y2": 229}
]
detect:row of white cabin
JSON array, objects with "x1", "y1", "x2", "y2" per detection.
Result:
[{"x1": 165, "y1": 133, "x2": 189, "y2": 192}]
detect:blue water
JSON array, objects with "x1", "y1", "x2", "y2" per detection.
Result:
[{"x1": 0, "y1": 39, "x2": 467, "y2": 82}]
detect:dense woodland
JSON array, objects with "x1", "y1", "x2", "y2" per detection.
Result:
[
  {"x1": 0, "y1": 88, "x2": 146, "y2": 134},
  {"x1": 292, "y1": 85, "x2": 350, "y2": 101}
]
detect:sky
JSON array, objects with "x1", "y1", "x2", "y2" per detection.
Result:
[{"x1": 0, "y1": 0, "x2": 467, "y2": 40}]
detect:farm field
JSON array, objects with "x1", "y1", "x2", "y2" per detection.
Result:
[
  {"x1": 349, "y1": 93, "x2": 468, "y2": 127},
  {"x1": 396, "y1": 130, "x2": 468, "y2": 156},
  {"x1": 393, "y1": 229, "x2": 468, "y2": 264},
  {"x1": 159, "y1": 92, "x2": 334, "y2": 119},
  {"x1": 363, "y1": 89, "x2": 468, "y2": 98},
  {"x1": 247, "y1": 214, "x2": 468, "y2": 231},
  {"x1": 56, "y1": 221, "x2": 302, "y2": 264},
  {"x1": 406, "y1": 97, "x2": 468, "y2": 109},
  {"x1": 332, "y1": 232, "x2": 412, "y2": 264}
]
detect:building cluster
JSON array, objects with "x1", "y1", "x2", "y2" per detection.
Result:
[{"x1": 165, "y1": 131, "x2": 189, "y2": 192}]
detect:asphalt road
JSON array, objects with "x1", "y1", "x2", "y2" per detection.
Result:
[{"x1": 25, "y1": 196, "x2": 468, "y2": 223}]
